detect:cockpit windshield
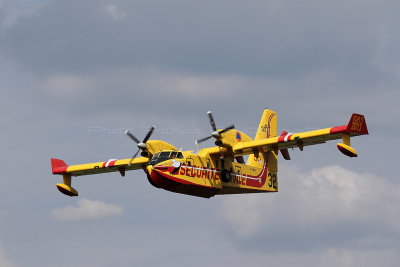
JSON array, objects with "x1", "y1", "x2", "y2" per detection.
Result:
[{"x1": 147, "y1": 151, "x2": 184, "y2": 166}]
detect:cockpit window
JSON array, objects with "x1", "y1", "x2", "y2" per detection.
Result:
[
  {"x1": 147, "y1": 151, "x2": 184, "y2": 166},
  {"x1": 160, "y1": 152, "x2": 170, "y2": 157}
]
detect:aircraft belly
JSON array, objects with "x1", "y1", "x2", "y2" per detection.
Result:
[{"x1": 150, "y1": 169, "x2": 220, "y2": 198}]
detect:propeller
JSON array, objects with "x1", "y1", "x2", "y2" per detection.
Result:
[
  {"x1": 196, "y1": 111, "x2": 235, "y2": 181},
  {"x1": 125, "y1": 125, "x2": 156, "y2": 164},
  {"x1": 196, "y1": 111, "x2": 235, "y2": 145}
]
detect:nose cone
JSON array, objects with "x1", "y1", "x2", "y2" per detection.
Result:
[
  {"x1": 137, "y1": 142, "x2": 147, "y2": 150},
  {"x1": 211, "y1": 131, "x2": 220, "y2": 139}
]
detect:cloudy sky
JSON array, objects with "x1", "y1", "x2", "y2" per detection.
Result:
[{"x1": 0, "y1": 0, "x2": 399, "y2": 266}]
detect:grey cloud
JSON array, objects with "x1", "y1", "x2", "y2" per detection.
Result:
[
  {"x1": 28, "y1": 66, "x2": 400, "y2": 135},
  {"x1": 51, "y1": 198, "x2": 124, "y2": 221},
  {"x1": 0, "y1": 1, "x2": 399, "y2": 266},
  {"x1": 0, "y1": 243, "x2": 15, "y2": 267},
  {"x1": 1, "y1": 0, "x2": 400, "y2": 82},
  {"x1": 218, "y1": 165, "x2": 400, "y2": 253}
]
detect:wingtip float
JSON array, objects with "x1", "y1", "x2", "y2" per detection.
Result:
[
  {"x1": 331, "y1": 113, "x2": 368, "y2": 157},
  {"x1": 51, "y1": 109, "x2": 368, "y2": 198},
  {"x1": 51, "y1": 158, "x2": 78, "y2": 196}
]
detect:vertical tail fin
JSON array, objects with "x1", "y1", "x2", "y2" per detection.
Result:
[
  {"x1": 248, "y1": 108, "x2": 277, "y2": 168},
  {"x1": 254, "y1": 108, "x2": 277, "y2": 140}
]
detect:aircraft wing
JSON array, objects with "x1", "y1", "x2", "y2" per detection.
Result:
[
  {"x1": 233, "y1": 113, "x2": 368, "y2": 156},
  {"x1": 51, "y1": 156, "x2": 150, "y2": 197},
  {"x1": 51, "y1": 157, "x2": 149, "y2": 177}
]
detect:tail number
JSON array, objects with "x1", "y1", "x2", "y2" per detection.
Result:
[
  {"x1": 351, "y1": 115, "x2": 364, "y2": 132},
  {"x1": 268, "y1": 173, "x2": 277, "y2": 189}
]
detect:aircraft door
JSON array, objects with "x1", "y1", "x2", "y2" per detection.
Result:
[{"x1": 234, "y1": 165, "x2": 245, "y2": 185}]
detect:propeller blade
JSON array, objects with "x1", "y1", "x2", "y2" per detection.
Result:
[
  {"x1": 219, "y1": 124, "x2": 235, "y2": 134},
  {"x1": 125, "y1": 130, "x2": 140, "y2": 144},
  {"x1": 129, "y1": 148, "x2": 141, "y2": 165},
  {"x1": 197, "y1": 135, "x2": 213, "y2": 144},
  {"x1": 142, "y1": 125, "x2": 156, "y2": 143},
  {"x1": 196, "y1": 111, "x2": 235, "y2": 148},
  {"x1": 207, "y1": 111, "x2": 217, "y2": 132}
]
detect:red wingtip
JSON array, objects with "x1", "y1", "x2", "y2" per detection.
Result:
[{"x1": 51, "y1": 158, "x2": 68, "y2": 174}]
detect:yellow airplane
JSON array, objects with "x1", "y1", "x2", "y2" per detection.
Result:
[{"x1": 51, "y1": 108, "x2": 368, "y2": 198}]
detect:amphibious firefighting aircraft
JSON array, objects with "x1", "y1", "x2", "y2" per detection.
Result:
[{"x1": 51, "y1": 108, "x2": 368, "y2": 198}]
